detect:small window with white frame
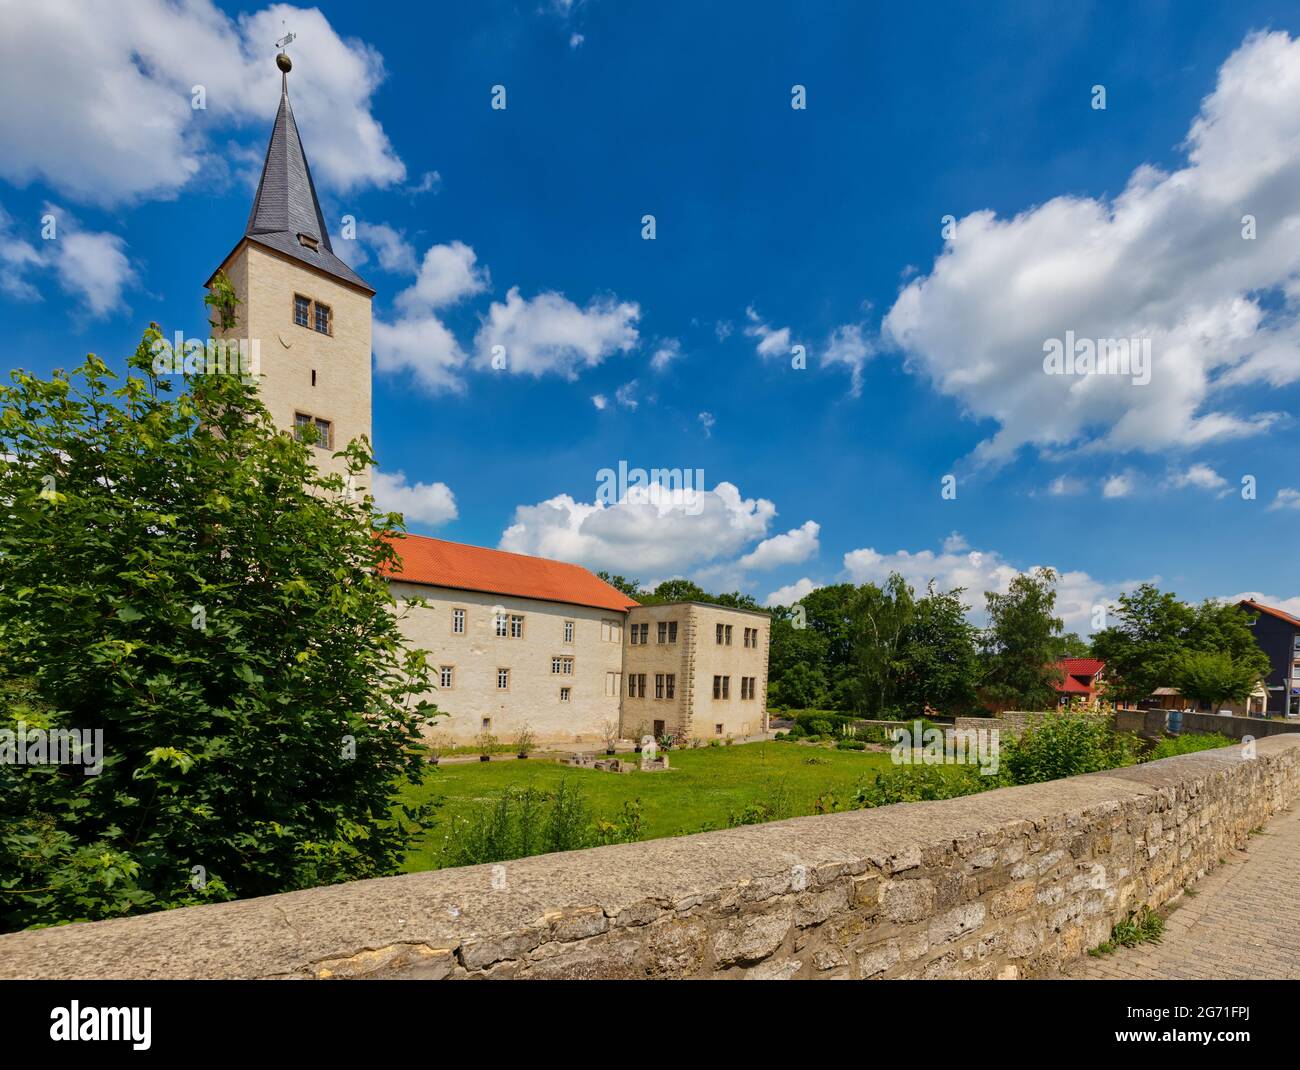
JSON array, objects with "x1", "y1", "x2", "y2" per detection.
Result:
[
  {"x1": 496, "y1": 668, "x2": 510, "y2": 690},
  {"x1": 564, "y1": 619, "x2": 574, "y2": 643},
  {"x1": 439, "y1": 666, "x2": 454, "y2": 689},
  {"x1": 452, "y1": 608, "x2": 466, "y2": 634}
]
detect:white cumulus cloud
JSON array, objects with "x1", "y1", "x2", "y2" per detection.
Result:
[
  {"x1": 499, "y1": 480, "x2": 776, "y2": 575},
  {"x1": 474, "y1": 287, "x2": 640, "y2": 378},
  {"x1": 0, "y1": 1, "x2": 405, "y2": 206},
  {"x1": 882, "y1": 30, "x2": 1300, "y2": 465},
  {"x1": 738, "y1": 520, "x2": 820, "y2": 571},
  {"x1": 372, "y1": 469, "x2": 458, "y2": 527}
]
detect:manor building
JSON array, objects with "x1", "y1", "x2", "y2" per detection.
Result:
[{"x1": 207, "y1": 52, "x2": 769, "y2": 746}]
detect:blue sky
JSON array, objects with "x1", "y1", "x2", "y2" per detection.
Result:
[{"x1": 3, "y1": 0, "x2": 1300, "y2": 630}]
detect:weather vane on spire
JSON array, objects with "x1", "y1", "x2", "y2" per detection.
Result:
[{"x1": 276, "y1": 22, "x2": 296, "y2": 75}]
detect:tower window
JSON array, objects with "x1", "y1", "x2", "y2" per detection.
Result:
[
  {"x1": 314, "y1": 302, "x2": 331, "y2": 335},
  {"x1": 294, "y1": 411, "x2": 332, "y2": 449},
  {"x1": 297, "y1": 232, "x2": 319, "y2": 250},
  {"x1": 294, "y1": 295, "x2": 311, "y2": 327}
]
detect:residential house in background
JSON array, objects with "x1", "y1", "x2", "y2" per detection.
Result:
[
  {"x1": 1051, "y1": 658, "x2": 1105, "y2": 706},
  {"x1": 1238, "y1": 599, "x2": 1300, "y2": 717}
]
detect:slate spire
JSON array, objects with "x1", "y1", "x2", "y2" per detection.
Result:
[{"x1": 242, "y1": 50, "x2": 372, "y2": 292}]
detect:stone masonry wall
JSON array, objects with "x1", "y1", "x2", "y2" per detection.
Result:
[
  {"x1": 954, "y1": 711, "x2": 1052, "y2": 739},
  {"x1": 1115, "y1": 707, "x2": 1300, "y2": 742},
  {"x1": 2, "y1": 736, "x2": 1297, "y2": 980}
]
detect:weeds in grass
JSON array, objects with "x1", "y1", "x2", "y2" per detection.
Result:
[{"x1": 1089, "y1": 906, "x2": 1165, "y2": 956}]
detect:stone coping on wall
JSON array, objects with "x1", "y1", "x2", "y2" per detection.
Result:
[{"x1": 2, "y1": 735, "x2": 1298, "y2": 980}]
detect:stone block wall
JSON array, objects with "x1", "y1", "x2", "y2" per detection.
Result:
[
  {"x1": 3, "y1": 736, "x2": 1297, "y2": 980},
  {"x1": 1115, "y1": 707, "x2": 1300, "y2": 742},
  {"x1": 953, "y1": 710, "x2": 1050, "y2": 739}
]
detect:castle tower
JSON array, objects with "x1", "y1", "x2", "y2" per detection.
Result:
[{"x1": 206, "y1": 50, "x2": 374, "y2": 482}]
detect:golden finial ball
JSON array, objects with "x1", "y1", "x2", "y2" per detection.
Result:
[{"x1": 276, "y1": 52, "x2": 293, "y2": 73}]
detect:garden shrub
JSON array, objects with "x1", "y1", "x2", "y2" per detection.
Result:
[{"x1": 1148, "y1": 732, "x2": 1234, "y2": 760}]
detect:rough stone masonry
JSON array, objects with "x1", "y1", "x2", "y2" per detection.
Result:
[{"x1": 2, "y1": 735, "x2": 1298, "y2": 980}]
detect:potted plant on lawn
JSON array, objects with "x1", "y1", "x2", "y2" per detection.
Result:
[
  {"x1": 514, "y1": 724, "x2": 536, "y2": 760},
  {"x1": 601, "y1": 719, "x2": 619, "y2": 756},
  {"x1": 426, "y1": 731, "x2": 451, "y2": 766},
  {"x1": 476, "y1": 729, "x2": 497, "y2": 762}
]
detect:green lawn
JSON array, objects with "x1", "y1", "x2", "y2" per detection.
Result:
[{"x1": 399, "y1": 741, "x2": 899, "y2": 872}]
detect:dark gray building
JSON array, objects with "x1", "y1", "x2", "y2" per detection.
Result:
[{"x1": 1239, "y1": 599, "x2": 1300, "y2": 717}]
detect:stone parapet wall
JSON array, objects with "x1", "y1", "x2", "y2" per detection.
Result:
[
  {"x1": 1116, "y1": 707, "x2": 1300, "y2": 742},
  {"x1": 3, "y1": 736, "x2": 1298, "y2": 981},
  {"x1": 954, "y1": 711, "x2": 1052, "y2": 739}
]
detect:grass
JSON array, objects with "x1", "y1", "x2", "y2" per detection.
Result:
[
  {"x1": 1089, "y1": 906, "x2": 1165, "y2": 956},
  {"x1": 398, "y1": 741, "x2": 906, "y2": 872}
]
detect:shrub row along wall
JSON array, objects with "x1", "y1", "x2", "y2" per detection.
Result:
[
  {"x1": 1115, "y1": 707, "x2": 1300, "y2": 742},
  {"x1": 3, "y1": 736, "x2": 1298, "y2": 980}
]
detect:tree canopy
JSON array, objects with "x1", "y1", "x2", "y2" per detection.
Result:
[{"x1": 0, "y1": 317, "x2": 438, "y2": 932}]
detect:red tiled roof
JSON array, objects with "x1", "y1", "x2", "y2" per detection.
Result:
[
  {"x1": 1054, "y1": 676, "x2": 1094, "y2": 694},
  {"x1": 1238, "y1": 599, "x2": 1300, "y2": 630},
  {"x1": 380, "y1": 532, "x2": 641, "y2": 613},
  {"x1": 1059, "y1": 657, "x2": 1104, "y2": 675}
]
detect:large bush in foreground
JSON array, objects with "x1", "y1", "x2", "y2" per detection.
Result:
[{"x1": 0, "y1": 323, "x2": 437, "y2": 931}]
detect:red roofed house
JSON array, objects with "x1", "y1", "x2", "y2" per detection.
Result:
[
  {"x1": 1051, "y1": 658, "x2": 1105, "y2": 705},
  {"x1": 385, "y1": 534, "x2": 770, "y2": 747}
]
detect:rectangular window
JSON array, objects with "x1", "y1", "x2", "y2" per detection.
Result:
[
  {"x1": 716, "y1": 723, "x2": 724, "y2": 735},
  {"x1": 497, "y1": 668, "x2": 510, "y2": 690},
  {"x1": 294, "y1": 294, "x2": 310, "y2": 327},
  {"x1": 665, "y1": 674, "x2": 675, "y2": 700},
  {"x1": 314, "y1": 301, "x2": 331, "y2": 334},
  {"x1": 293, "y1": 411, "x2": 332, "y2": 449},
  {"x1": 668, "y1": 621, "x2": 677, "y2": 643},
  {"x1": 510, "y1": 614, "x2": 524, "y2": 639},
  {"x1": 638, "y1": 673, "x2": 646, "y2": 698},
  {"x1": 655, "y1": 673, "x2": 664, "y2": 699},
  {"x1": 439, "y1": 666, "x2": 454, "y2": 689},
  {"x1": 629, "y1": 625, "x2": 639, "y2": 645},
  {"x1": 628, "y1": 675, "x2": 639, "y2": 698},
  {"x1": 601, "y1": 619, "x2": 622, "y2": 643},
  {"x1": 560, "y1": 687, "x2": 571, "y2": 702},
  {"x1": 657, "y1": 621, "x2": 667, "y2": 644},
  {"x1": 605, "y1": 671, "x2": 622, "y2": 697},
  {"x1": 722, "y1": 675, "x2": 730, "y2": 699},
  {"x1": 482, "y1": 717, "x2": 491, "y2": 731},
  {"x1": 716, "y1": 623, "x2": 724, "y2": 644},
  {"x1": 452, "y1": 608, "x2": 465, "y2": 634},
  {"x1": 713, "y1": 675, "x2": 721, "y2": 699},
  {"x1": 564, "y1": 620, "x2": 574, "y2": 643},
  {"x1": 495, "y1": 612, "x2": 508, "y2": 638},
  {"x1": 725, "y1": 624, "x2": 733, "y2": 646},
  {"x1": 552, "y1": 656, "x2": 574, "y2": 675}
]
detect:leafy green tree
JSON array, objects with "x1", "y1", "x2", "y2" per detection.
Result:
[
  {"x1": 895, "y1": 584, "x2": 980, "y2": 713},
  {"x1": 0, "y1": 320, "x2": 438, "y2": 932},
  {"x1": 1171, "y1": 650, "x2": 1262, "y2": 712},
  {"x1": 1091, "y1": 585, "x2": 1269, "y2": 702},
  {"x1": 1051, "y1": 632, "x2": 1091, "y2": 659},
  {"x1": 595, "y1": 571, "x2": 644, "y2": 599},
  {"x1": 981, "y1": 567, "x2": 1063, "y2": 710},
  {"x1": 848, "y1": 574, "x2": 916, "y2": 716}
]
